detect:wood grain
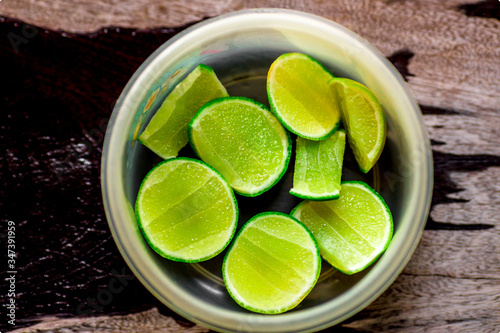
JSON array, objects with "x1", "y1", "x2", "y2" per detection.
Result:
[
  {"x1": 425, "y1": 114, "x2": 500, "y2": 156},
  {"x1": 0, "y1": 18, "x2": 191, "y2": 331},
  {"x1": 1, "y1": 0, "x2": 499, "y2": 332},
  {"x1": 406, "y1": 228, "x2": 500, "y2": 279},
  {"x1": 344, "y1": 274, "x2": 500, "y2": 333},
  {"x1": 12, "y1": 308, "x2": 210, "y2": 333},
  {"x1": 430, "y1": 167, "x2": 500, "y2": 227},
  {"x1": 2, "y1": 0, "x2": 499, "y2": 115}
]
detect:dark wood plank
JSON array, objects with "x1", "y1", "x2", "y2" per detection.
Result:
[{"x1": 2, "y1": 0, "x2": 499, "y2": 115}]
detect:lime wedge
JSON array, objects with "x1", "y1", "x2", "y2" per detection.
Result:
[
  {"x1": 135, "y1": 157, "x2": 238, "y2": 262},
  {"x1": 139, "y1": 64, "x2": 228, "y2": 159},
  {"x1": 267, "y1": 53, "x2": 341, "y2": 140},
  {"x1": 188, "y1": 97, "x2": 291, "y2": 197},
  {"x1": 329, "y1": 78, "x2": 386, "y2": 173},
  {"x1": 291, "y1": 181, "x2": 393, "y2": 275},
  {"x1": 223, "y1": 212, "x2": 320, "y2": 314},
  {"x1": 290, "y1": 129, "x2": 346, "y2": 200}
]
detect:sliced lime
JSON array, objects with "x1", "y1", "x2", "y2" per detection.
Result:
[
  {"x1": 291, "y1": 181, "x2": 393, "y2": 275},
  {"x1": 139, "y1": 64, "x2": 228, "y2": 159},
  {"x1": 135, "y1": 157, "x2": 238, "y2": 262},
  {"x1": 329, "y1": 78, "x2": 386, "y2": 173},
  {"x1": 267, "y1": 53, "x2": 341, "y2": 140},
  {"x1": 223, "y1": 212, "x2": 320, "y2": 314},
  {"x1": 188, "y1": 96, "x2": 291, "y2": 197},
  {"x1": 290, "y1": 129, "x2": 346, "y2": 200}
]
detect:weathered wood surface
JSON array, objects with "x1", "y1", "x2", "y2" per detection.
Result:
[
  {"x1": 2, "y1": 0, "x2": 499, "y2": 115},
  {"x1": 1, "y1": 0, "x2": 499, "y2": 332}
]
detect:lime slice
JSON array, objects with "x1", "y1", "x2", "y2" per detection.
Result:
[
  {"x1": 267, "y1": 53, "x2": 341, "y2": 140},
  {"x1": 290, "y1": 129, "x2": 346, "y2": 200},
  {"x1": 188, "y1": 97, "x2": 291, "y2": 197},
  {"x1": 139, "y1": 64, "x2": 228, "y2": 159},
  {"x1": 223, "y1": 212, "x2": 320, "y2": 314},
  {"x1": 135, "y1": 157, "x2": 238, "y2": 262},
  {"x1": 329, "y1": 78, "x2": 386, "y2": 173},
  {"x1": 291, "y1": 181, "x2": 393, "y2": 275}
]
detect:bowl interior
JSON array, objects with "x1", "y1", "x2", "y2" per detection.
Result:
[{"x1": 103, "y1": 9, "x2": 432, "y2": 332}]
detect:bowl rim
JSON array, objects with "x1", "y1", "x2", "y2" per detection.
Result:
[{"x1": 101, "y1": 8, "x2": 433, "y2": 332}]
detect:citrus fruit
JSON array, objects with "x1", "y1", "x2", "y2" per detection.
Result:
[
  {"x1": 135, "y1": 157, "x2": 238, "y2": 262},
  {"x1": 223, "y1": 212, "x2": 320, "y2": 314},
  {"x1": 267, "y1": 53, "x2": 341, "y2": 140},
  {"x1": 291, "y1": 181, "x2": 393, "y2": 275},
  {"x1": 290, "y1": 129, "x2": 346, "y2": 200},
  {"x1": 188, "y1": 96, "x2": 291, "y2": 197},
  {"x1": 329, "y1": 78, "x2": 386, "y2": 173},
  {"x1": 139, "y1": 64, "x2": 228, "y2": 159}
]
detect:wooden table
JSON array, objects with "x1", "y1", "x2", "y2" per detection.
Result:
[{"x1": 1, "y1": 1, "x2": 498, "y2": 332}]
